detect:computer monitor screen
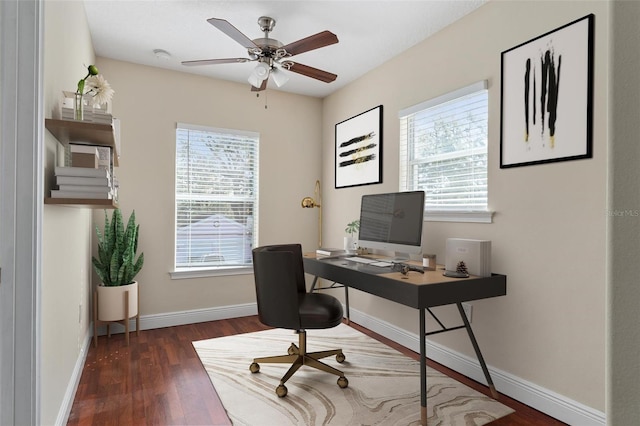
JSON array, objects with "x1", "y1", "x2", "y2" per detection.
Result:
[{"x1": 358, "y1": 191, "x2": 425, "y2": 260}]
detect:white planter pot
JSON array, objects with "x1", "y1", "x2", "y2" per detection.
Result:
[
  {"x1": 97, "y1": 281, "x2": 138, "y2": 322},
  {"x1": 344, "y1": 236, "x2": 357, "y2": 252}
]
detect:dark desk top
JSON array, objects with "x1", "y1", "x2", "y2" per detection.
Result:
[{"x1": 303, "y1": 253, "x2": 507, "y2": 309}]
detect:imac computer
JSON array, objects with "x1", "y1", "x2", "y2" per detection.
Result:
[{"x1": 357, "y1": 191, "x2": 425, "y2": 261}]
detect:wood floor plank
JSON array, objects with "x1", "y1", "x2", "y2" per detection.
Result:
[{"x1": 67, "y1": 316, "x2": 565, "y2": 425}]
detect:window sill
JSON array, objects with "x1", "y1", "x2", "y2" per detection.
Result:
[
  {"x1": 425, "y1": 211, "x2": 494, "y2": 223},
  {"x1": 170, "y1": 266, "x2": 253, "y2": 280}
]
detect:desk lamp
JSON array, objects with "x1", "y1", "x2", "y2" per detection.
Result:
[{"x1": 301, "y1": 180, "x2": 322, "y2": 247}]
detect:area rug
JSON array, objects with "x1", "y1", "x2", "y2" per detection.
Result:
[{"x1": 193, "y1": 324, "x2": 513, "y2": 425}]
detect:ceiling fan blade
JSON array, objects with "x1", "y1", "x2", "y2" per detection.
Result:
[
  {"x1": 280, "y1": 31, "x2": 338, "y2": 57},
  {"x1": 250, "y1": 79, "x2": 268, "y2": 92},
  {"x1": 207, "y1": 18, "x2": 258, "y2": 50},
  {"x1": 286, "y1": 62, "x2": 337, "y2": 83},
  {"x1": 181, "y1": 58, "x2": 251, "y2": 66}
]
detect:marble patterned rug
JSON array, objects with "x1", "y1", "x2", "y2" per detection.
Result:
[{"x1": 193, "y1": 324, "x2": 513, "y2": 425}]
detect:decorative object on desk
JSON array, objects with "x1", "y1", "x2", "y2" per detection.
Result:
[
  {"x1": 422, "y1": 253, "x2": 437, "y2": 271},
  {"x1": 301, "y1": 179, "x2": 322, "y2": 247},
  {"x1": 356, "y1": 247, "x2": 370, "y2": 255},
  {"x1": 445, "y1": 238, "x2": 492, "y2": 277},
  {"x1": 343, "y1": 219, "x2": 359, "y2": 252},
  {"x1": 456, "y1": 260, "x2": 469, "y2": 275},
  {"x1": 392, "y1": 262, "x2": 425, "y2": 275},
  {"x1": 92, "y1": 209, "x2": 144, "y2": 345},
  {"x1": 193, "y1": 324, "x2": 514, "y2": 425},
  {"x1": 335, "y1": 105, "x2": 383, "y2": 188},
  {"x1": 73, "y1": 64, "x2": 114, "y2": 121},
  {"x1": 500, "y1": 14, "x2": 594, "y2": 168}
]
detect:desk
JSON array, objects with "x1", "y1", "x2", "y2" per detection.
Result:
[{"x1": 303, "y1": 254, "x2": 507, "y2": 426}]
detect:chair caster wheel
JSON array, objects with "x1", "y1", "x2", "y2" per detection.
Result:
[
  {"x1": 288, "y1": 344, "x2": 298, "y2": 355},
  {"x1": 249, "y1": 362, "x2": 260, "y2": 373},
  {"x1": 276, "y1": 384, "x2": 288, "y2": 397},
  {"x1": 337, "y1": 376, "x2": 349, "y2": 388},
  {"x1": 336, "y1": 352, "x2": 345, "y2": 363}
]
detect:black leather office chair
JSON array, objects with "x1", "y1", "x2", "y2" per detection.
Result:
[{"x1": 250, "y1": 244, "x2": 348, "y2": 397}]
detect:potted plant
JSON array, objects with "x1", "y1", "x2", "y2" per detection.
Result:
[
  {"x1": 92, "y1": 208, "x2": 144, "y2": 322},
  {"x1": 344, "y1": 219, "x2": 360, "y2": 252}
]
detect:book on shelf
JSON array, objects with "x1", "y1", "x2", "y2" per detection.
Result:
[
  {"x1": 71, "y1": 152, "x2": 98, "y2": 168},
  {"x1": 57, "y1": 184, "x2": 112, "y2": 193},
  {"x1": 50, "y1": 190, "x2": 113, "y2": 199},
  {"x1": 316, "y1": 248, "x2": 346, "y2": 257},
  {"x1": 55, "y1": 166, "x2": 110, "y2": 178},
  {"x1": 56, "y1": 175, "x2": 111, "y2": 186},
  {"x1": 69, "y1": 144, "x2": 99, "y2": 154}
]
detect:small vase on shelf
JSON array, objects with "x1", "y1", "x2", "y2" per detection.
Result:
[{"x1": 74, "y1": 92, "x2": 84, "y2": 121}]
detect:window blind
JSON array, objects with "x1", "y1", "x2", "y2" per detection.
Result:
[
  {"x1": 175, "y1": 123, "x2": 259, "y2": 269},
  {"x1": 399, "y1": 82, "x2": 488, "y2": 212}
]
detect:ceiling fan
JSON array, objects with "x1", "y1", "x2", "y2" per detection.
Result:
[{"x1": 182, "y1": 16, "x2": 339, "y2": 92}]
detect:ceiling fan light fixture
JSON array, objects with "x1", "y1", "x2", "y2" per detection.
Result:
[
  {"x1": 254, "y1": 62, "x2": 270, "y2": 79},
  {"x1": 248, "y1": 62, "x2": 271, "y2": 88},
  {"x1": 271, "y1": 68, "x2": 289, "y2": 87}
]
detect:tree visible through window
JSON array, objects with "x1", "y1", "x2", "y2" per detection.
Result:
[
  {"x1": 175, "y1": 123, "x2": 258, "y2": 270},
  {"x1": 399, "y1": 81, "x2": 488, "y2": 215}
]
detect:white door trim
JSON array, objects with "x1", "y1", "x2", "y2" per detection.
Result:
[{"x1": 0, "y1": 0, "x2": 44, "y2": 424}]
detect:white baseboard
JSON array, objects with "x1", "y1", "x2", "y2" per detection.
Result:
[
  {"x1": 94, "y1": 302, "x2": 258, "y2": 335},
  {"x1": 56, "y1": 327, "x2": 93, "y2": 426},
  {"x1": 76, "y1": 302, "x2": 606, "y2": 426},
  {"x1": 347, "y1": 308, "x2": 606, "y2": 426}
]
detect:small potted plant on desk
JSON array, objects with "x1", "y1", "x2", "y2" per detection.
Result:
[
  {"x1": 92, "y1": 208, "x2": 144, "y2": 347},
  {"x1": 344, "y1": 219, "x2": 360, "y2": 253}
]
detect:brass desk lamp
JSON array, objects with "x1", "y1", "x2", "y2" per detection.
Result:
[{"x1": 301, "y1": 180, "x2": 322, "y2": 247}]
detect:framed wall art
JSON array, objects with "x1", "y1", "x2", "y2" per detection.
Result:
[
  {"x1": 500, "y1": 14, "x2": 594, "y2": 168},
  {"x1": 335, "y1": 105, "x2": 383, "y2": 188}
]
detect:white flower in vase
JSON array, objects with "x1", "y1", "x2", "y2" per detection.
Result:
[{"x1": 85, "y1": 74, "x2": 115, "y2": 107}]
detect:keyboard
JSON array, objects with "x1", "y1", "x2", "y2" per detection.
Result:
[
  {"x1": 346, "y1": 257, "x2": 393, "y2": 267},
  {"x1": 346, "y1": 256, "x2": 375, "y2": 264}
]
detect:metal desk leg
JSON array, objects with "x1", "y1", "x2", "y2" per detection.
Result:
[
  {"x1": 309, "y1": 276, "x2": 319, "y2": 292},
  {"x1": 420, "y1": 308, "x2": 427, "y2": 426},
  {"x1": 456, "y1": 302, "x2": 499, "y2": 399}
]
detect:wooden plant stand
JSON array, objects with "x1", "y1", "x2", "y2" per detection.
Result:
[{"x1": 93, "y1": 287, "x2": 140, "y2": 347}]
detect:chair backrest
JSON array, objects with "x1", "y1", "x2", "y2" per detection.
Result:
[{"x1": 251, "y1": 244, "x2": 306, "y2": 329}]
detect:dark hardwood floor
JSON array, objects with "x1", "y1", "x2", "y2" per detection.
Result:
[{"x1": 68, "y1": 316, "x2": 566, "y2": 425}]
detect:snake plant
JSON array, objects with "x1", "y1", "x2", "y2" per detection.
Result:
[{"x1": 92, "y1": 209, "x2": 144, "y2": 286}]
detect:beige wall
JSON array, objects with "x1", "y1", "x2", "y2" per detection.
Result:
[
  {"x1": 93, "y1": 58, "x2": 323, "y2": 315},
  {"x1": 322, "y1": 1, "x2": 607, "y2": 411},
  {"x1": 41, "y1": 1, "x2": 96, "y2": 424}
]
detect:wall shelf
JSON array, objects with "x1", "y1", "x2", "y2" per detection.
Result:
[
  {"x1": 44, "y1": 198, "x2": 118, "y2": 209},
  {"x1": 45, "y1": 118, "x2": 119, "y2": 166},
  {"x1": 45, "y1": 118, "x2": 121, "y2": 209}
]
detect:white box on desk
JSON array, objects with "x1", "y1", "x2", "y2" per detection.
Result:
[{"x1": 445, "y1": 238, "x2": 491, "y2": 277}]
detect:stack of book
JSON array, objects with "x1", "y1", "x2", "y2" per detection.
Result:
[{"x1": 50, "y1": 167, "x2": 114, "y2": 200}]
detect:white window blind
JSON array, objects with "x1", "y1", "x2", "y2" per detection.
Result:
[
  {"x1": 399, "y1": 81, "x2": 489, "y2": 219},
  {"x1": 175, "y1": 123, "x2": 258, "y2": 270}
]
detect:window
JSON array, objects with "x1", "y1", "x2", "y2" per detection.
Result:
[
  {"x1": 399, "y1": 81, "x2": 491, "y2": 223},
  {"x1": 174, "y1": 123, "x2": 258, "y2": 275}
]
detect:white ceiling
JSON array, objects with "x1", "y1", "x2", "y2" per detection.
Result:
[{"x1": 83, "y1": 0, "x2": 486, "y2": 98}]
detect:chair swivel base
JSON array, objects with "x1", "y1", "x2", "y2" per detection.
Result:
[{"x1": 249, "y1": 330, "x2": 348, "y2": 397}]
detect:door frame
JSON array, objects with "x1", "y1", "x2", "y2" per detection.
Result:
[{"x1": 0, "y1": 0, "x2": 44, "y2": 424}]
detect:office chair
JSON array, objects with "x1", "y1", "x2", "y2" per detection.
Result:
[{"x1": 250, "y1": 244, "x2": 348, "y2": 397}]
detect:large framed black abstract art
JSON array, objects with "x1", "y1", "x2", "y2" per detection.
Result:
[
  {"x1": 335, "y1": 105, "x2": 383, "y2": 188},
  {"x1": 500, "y1": 14, "x2": 594, "y2": 168}
]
